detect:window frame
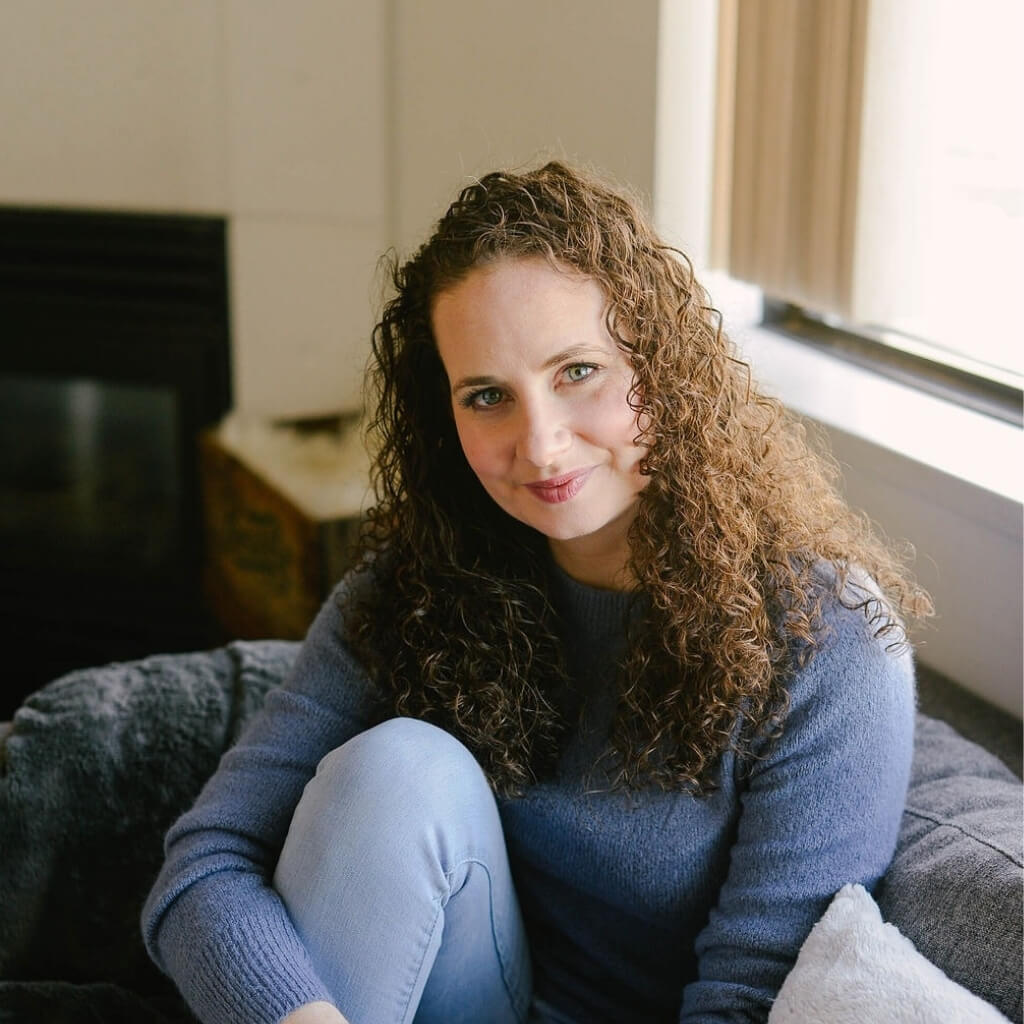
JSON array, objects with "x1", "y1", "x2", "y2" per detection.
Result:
[{"x1": 761, "y1": 300, "x2": 1024, "y2": 428}]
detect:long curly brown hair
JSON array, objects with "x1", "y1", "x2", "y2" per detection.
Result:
[{"x1": 350, "y1": 160, "x2": 931, "y2": 796}]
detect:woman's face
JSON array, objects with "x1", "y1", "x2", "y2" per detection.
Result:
[{"x1": 431, "y1": 258, "x2": 648, "y2": 589}]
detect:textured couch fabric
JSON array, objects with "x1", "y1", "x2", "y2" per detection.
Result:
[
  {"x1": 0, "y1": 640, "x2": 299, "y2": 1023},
  {"x1": 0, "y1": 642, "x2": 1020, "y2": 1023},
  {"x1": 875, "y1": 715, "x2": 1023, "y2": 1022}
]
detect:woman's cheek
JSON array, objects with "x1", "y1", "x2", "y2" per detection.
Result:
[{"x1": 591, "y1": 380, "x2": 640, "y2": 433}]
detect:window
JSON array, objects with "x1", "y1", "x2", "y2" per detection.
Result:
[{"x1": 709, "y1": 0, "x2": 1024, "y2": 422}]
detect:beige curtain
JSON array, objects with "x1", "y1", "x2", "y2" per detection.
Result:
[{"x1": 712, "y1": 0, "x2": 869, "y2": 316}]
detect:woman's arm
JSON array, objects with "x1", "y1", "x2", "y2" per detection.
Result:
[
  {"x1": 141, "y1": 573, "x2": 381, "y2": 1024},
  {"x1": 680, "y1": 591, "x2": 916, "y2": 1022}
]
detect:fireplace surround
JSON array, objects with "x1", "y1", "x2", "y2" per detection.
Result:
[{"x1": 0, "y1": 206, "x2": 231, "y2": 713}]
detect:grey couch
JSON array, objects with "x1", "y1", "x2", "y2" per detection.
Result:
[{"x1": 0, "y1": 642, "x2": 1020, "y2": 1023}]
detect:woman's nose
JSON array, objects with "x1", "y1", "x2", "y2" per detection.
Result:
[{"x1": 514, "y1": 402, "x2": 571, "y2": 467}]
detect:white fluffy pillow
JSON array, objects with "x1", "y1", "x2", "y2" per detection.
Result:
[{"x1": 768, "y1": 884, "x2": 1011, "y2": 1024}]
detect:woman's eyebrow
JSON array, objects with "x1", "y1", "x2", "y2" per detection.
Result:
[
  {"x1": 451, "y1": 373, "x2": 500, "y2": 393},
  {"x1": 450, "y1": 345, "x2": 601, "y2": 394},
  {"x1": 540, "y1": 344, "x2": 599, "y2": 370}
]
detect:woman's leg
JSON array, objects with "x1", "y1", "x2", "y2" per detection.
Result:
[{"x1": 274, "y1": 718, "x2": 532, "y2": 1024}]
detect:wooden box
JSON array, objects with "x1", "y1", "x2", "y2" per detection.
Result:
[{"x1": 199, "y1": 428, "x2": 365, "y2": 641}]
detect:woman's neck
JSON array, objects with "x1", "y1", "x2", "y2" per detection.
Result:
[{"x1": 547, "y1": 536, "x2": 636, "y2": 592}]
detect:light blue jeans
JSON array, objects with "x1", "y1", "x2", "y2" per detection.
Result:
[{"x1": 274, "y1": 718, "x2": 571, "y2": 1024}]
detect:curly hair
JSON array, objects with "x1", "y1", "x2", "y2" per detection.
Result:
[{"x1": 350, "y1": 160, "x2": 932, "y2": 796}]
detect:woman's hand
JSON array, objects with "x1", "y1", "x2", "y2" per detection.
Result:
[{"x1": 281, "y1": 1001, "x2": 350, "y2": 1024}]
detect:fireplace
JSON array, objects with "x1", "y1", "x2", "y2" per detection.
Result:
[{"x1": 0, "y1": 207, "x2": 231, "y2": 714}]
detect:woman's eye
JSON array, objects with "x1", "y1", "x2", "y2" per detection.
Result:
[
  {"x1": 466, "y1": 387, "x2": 503, "y2": 409},
  {"x1": 565, "y1": 363, "x2": 596, "y2": 383}
]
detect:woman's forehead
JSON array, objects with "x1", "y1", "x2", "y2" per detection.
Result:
[{"x1": 432, "y1": 260, "x2": 608, "y2": 344}]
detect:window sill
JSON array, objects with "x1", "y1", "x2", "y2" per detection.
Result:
[{"x1": 734, "y1": 323, "x2": 1023, "y2": 509}]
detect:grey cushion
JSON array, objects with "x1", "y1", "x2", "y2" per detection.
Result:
[
  {"x1": 0, "y1": 640, "x2": 298, "y2": 1002},
  {"x1": 875, "y1": 713, "x2": 1024, "y2": 1023}
]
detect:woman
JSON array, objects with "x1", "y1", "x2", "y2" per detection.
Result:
[{"x1": 143, "y1": 162, "x2": 931, "y2": 1024}]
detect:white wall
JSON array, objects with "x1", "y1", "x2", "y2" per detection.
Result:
[
  {"x1": 391, "y1": 0, "x2": 661, "y2": 255},
  {"x1": 221, "y1": 1, "x2": 388, "y2": 420},
  {"x1": 827, "y1": 426, "x2": 1022, "y2": 716},
  {"x1": 653, "y1": 0, "x2": 718, "y2": 263},
  {"x1": 0, "y1": 3, "x2": 227, "y2": 213},
  {"x1": 0, "y1": 0, "x2": 388, "y2": 419}
]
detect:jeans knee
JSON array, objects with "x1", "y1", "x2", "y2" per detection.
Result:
[
  {"x1": 301, "y1": 718, "x2": 495, "y2": 849},
  {"x1": 274, "y1": 720, "x2": 530, "y2": 1024},
  {"x1": 320, "y1": 716, "x2": 484, "y2": 793}
]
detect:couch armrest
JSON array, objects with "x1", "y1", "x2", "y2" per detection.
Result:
[{"x1": 877, "y1": 713, "x2": 1023, "y2": 1022}]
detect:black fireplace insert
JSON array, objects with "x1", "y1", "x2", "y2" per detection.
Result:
[{"x1": 0, "y1": 206, "x2": 231, "y2": 713}]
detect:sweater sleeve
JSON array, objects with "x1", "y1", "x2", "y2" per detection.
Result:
[
  {"x1": 680, "y1": 593, "x2": 917, "y2": 1023},
  {"x1": 141, "y1": 572, "x2": 382, "y2": 1024}
]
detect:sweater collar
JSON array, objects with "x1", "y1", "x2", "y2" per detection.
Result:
[{"x1": 546, "y1": 556, "x2": 639, "y2": 641}]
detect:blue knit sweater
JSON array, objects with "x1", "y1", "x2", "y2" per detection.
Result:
[{"x1": 142, "y1": 565, "x2": 915, "y2": 1023}]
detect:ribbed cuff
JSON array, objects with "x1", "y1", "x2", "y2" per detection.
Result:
[{"x1": 177, "y1": 905, "x2": 332, "y2": 1024}]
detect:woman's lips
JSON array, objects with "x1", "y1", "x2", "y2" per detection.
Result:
[{"x1": 524, "y1": 468, "x2": 594, "y2": 504}]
